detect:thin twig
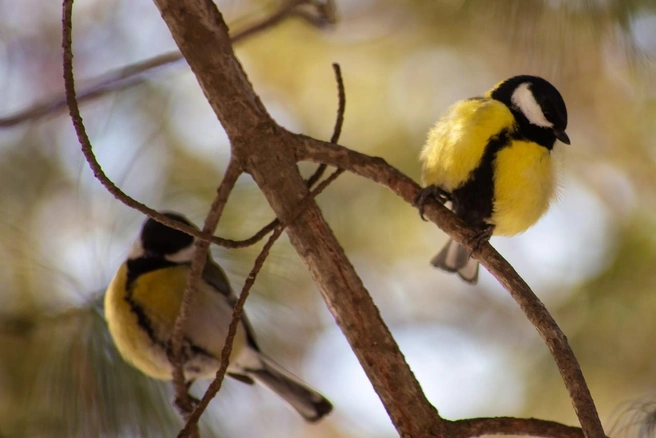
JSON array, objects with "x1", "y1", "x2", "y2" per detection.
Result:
[
  {"x1": 329, "y1": 63, "x2": 346, "y2": 144},
  {"x1": 61, "y1": 0, "x2": 243, "y2": 250},
  {"x1": 177, "y1": 168, "x2": 343, "y2": 437},
  {"x1": 233, "y1": 62, "x2": 346, "y2": 247},
  {"x1": 169, "y1": 159, "x2": 243, "y2": 420},
  {"x1": 4, "y1": 0, "x2": 333, "y2": 128},
  {"x1": 177, "y1": 226, "x2": 283, "y2": 438}
]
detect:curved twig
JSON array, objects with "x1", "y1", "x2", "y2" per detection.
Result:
[
  {"x1": 233, "y1": 61, "x2": 346, "y2": 247},
  {"x1": 60, "y1": 0, "x2": 306, "y2": 251}
]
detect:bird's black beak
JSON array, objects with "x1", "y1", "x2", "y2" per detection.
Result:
[{"x1": 554, "y1": 129, "x2": 570, "y2": 145}]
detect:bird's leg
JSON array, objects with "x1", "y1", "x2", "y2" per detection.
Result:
[
  {"x1": 166, "y1": 343, "x2": 201, "y2": 411},
  {"x1": 468, "y1": 224, "x2": 494, "y2": 257},
  {"x1": 173, "y1": 379, "x2": 200, "y2": 414},
  {"x1": 414, "y1": 185, "x2": 451, "y2": 221}
]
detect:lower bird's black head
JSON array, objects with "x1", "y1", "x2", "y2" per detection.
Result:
[{"x1": 140, "y1": 212, "x2": 195, "y2": 257}]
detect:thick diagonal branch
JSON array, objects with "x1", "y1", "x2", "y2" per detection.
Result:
[{"x1": 150, "y1": 0, "x2": 446, "y2": 436}]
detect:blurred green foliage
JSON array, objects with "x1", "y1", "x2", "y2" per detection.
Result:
[{"x1": 1, "y1": 0, "x2": 656, "y2": 437}]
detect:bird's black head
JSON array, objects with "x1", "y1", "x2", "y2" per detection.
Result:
[
  {"x1": 489, "y1": 75, "x2": 569, "y2": 149},
  {"x1": 139, "y1": 212, "x2": 196, "y2": 259}
]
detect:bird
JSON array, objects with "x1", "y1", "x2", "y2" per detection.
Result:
[
  {"x1": 416, "y1": 75, "x2": 570, "y2": 284},
  {"x1": 104, "y1": 211, "x2": 333, "y2": 422}
]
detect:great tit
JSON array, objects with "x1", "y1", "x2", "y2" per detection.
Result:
[
  {"x1": 418, "y1": 75, "x2": 569, "y2": 284},
  {"x1": 104, "y1": 212, "x2": 333, "y2": 422}
]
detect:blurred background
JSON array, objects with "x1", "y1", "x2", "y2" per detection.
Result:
[{"x1": 1, "y1": 0, "x2": 656, "y2": 436}]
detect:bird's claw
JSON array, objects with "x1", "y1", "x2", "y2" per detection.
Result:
[
  {"x1": 467, "y1": 224, "x2": 494, "y2": 257},
  {"x1": 414, "y1": 185, "x2": 451, "y2": 221}
]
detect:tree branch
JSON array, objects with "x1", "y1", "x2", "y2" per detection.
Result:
[
  {"x1": 60, "y1": 0, "x2": 290, "y2": 252},
  {"x1": 150, "y1": 0, "x2": 448, "y2": 436},
  {"x1": 168, "y1": 158, "x2": 243, "y2": 420},
  {"x1": 178, "y1": 168, "x2": 344, "y2": 438},
  {"x1": 231, "y1": 62, "x2": 346, "y2": 247},
  {"x1": 294, "y1": 138, "x2": 606, "y2": 438},
  {"x1": 447, "y1": 417, "x2": 585, "y2": 438},
  {"x1": 179, "y1": 63, "x2": 346, "y2": 435}
]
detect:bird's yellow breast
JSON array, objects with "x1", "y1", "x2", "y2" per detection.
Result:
[
  {"x1": 421, "y1": 98, "x2": 516, "y2": 191},
  {"x1": 104, "y1": 264, "x2": 174, "y2": 379},
  {"x1": 491, "y1": 140, "x2": 556, "y2": 236},
  {"x1": 104, "y1": 263, "x2": 246, "y2": 380}
]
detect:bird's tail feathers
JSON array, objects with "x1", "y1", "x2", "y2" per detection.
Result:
[
  {"x1": 431, "y1": 238, "x2": 479, "y2": 284},
  {"x1": 241, "y1": 352, "x2": 333, "y2": 422}
]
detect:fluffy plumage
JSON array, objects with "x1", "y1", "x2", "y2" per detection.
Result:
[
  {"x1": 104, "y1": 212, "x2": 333, "y2": 422},
  {"x1": 419, "y1": 75, "x2": 569, "y2": 284}
]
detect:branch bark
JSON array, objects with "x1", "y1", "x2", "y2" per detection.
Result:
[
  {"x1": 150, "y1": 1, "x2": 447, "y2": 436},
  {"x1": 294, "y1": 138, "x2": 606, "y2": 437},
  {"x1": 446, "y1": 417, "x2": 585, "y2": 438},
  {"x1": 169, "y1": 158, "x2": 243, "y2": 421}
]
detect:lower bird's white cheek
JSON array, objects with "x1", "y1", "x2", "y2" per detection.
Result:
[
  {"x1": 166, "y1": 244, "x2": 196, "y2": 263},
  {"x1": 128, "y1": 239, "x2": 145, "y2": 259}
]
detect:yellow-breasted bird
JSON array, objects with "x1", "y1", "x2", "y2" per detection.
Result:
[
  {"x1": 104, "y1": 212, "x2": 333, "y2": 422},
  {"x1": 417, "y1": 75, "x2": 570, "y2": 284}
]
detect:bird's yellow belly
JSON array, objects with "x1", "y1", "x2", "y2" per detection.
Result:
[
  {"x1": 104, "y1": 264, "x2": 247, "y2": 380},
  {"x1": 490, "y1": 141, "x2": 556, "y2": 236}
]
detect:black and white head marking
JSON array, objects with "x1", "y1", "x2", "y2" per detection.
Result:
[
  {"x1": 510, "y1": 82, "x2": 553, "y2": 128},
  {"x1": 129, "y1": 212, "x2": 197, "y2": 262},
  {"x1": 489, "y1": 75, "x2": 569, "y2": 147}
]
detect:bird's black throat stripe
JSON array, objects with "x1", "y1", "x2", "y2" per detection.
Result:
[
  {"x1": 126, "y1": 257, "x2": 179, "y2": 288},
  {"x1": 123, "y1": 257, "x2": 180, "y2": 353},
  {"x1": 451, "y1": 129, "x2": 511, "y2": 229}
]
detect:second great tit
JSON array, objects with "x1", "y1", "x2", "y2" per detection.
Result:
[{"x1": 104, "y1": 212, "x2": 333, "y2": 422}]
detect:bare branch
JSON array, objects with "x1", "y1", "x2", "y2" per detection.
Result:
[
  {"x1": 447, "y1": 417, "x2": 586, "y2": 438},
  {"x1": 150, "y1": 1, "x2": 447, "y2": 435},
  {"x1": 294, "y1": 138, "x2": 606, "y2": 438},
  {"x1": 60, "y1": 0, "x2": 275, "y2": 251},
  {"x1": 304, "y1": 62, "x2": 345, "y2": 188},
  {"x1": 5, "y1": 0, "x2": 333, "y2": 128},
  {"x1": 233, "y1": 61, "x2": 346, "y2": 247},
  {"x1": 178, "y1": 167, "x2": 344, "y2": 438},
  {"x1": 168, "y1": 158, "x2": 243, "y2": 420}
]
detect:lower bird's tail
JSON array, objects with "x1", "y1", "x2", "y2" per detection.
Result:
[
  {"x1": 245, "y1": 353, "x2": 333, "y2": 422},
  {"x1": 431, "y1": 238, "x2": 479, "y2": 284}
]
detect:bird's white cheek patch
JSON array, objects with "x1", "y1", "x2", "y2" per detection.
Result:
[
  {"x1": 511, "y1": 83, "x2": 553, "y2": 128},
  {"x1": 166, "y1": 243, "x2": 196, "y2": 263},
  {"x1": 128, "y1": 239, "x2": 145, "y2": 259}
]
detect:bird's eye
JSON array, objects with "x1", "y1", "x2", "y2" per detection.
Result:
[{"x1": 542, "y1": 106, "x2": 555, "y2": 121}]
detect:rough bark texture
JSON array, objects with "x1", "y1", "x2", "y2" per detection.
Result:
[
  {"x1": 447, "y1": 417, "x2": 585, "y2": 438},
  {"x1": 150, "y1": 0, "x2": 446, "y2": 436}
]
